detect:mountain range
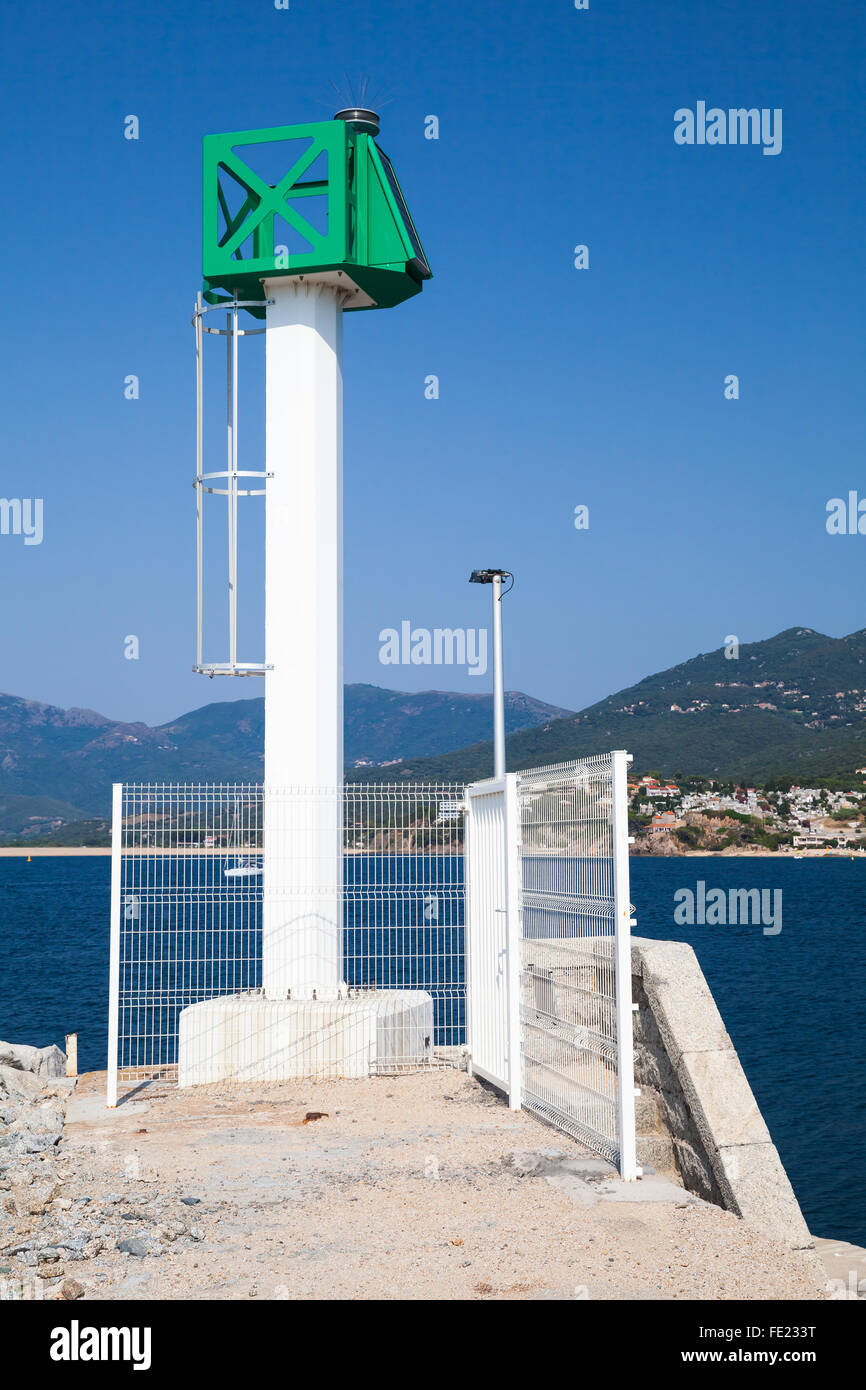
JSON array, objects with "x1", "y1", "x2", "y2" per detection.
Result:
[
  {"x1": 4, "y1": 626, "x2": 866, "y2": 840},
  {"x1": 0, "y1": 685, "x2": 568, "y2": 835}
]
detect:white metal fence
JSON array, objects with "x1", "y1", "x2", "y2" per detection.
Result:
[
  {"x1": 464, "y1": 752, "x2": 638, "y2": 1177},
  {"x1": 106, "y1": 759, "x2": 637, "y2": 1179},
  {"x1": 464, "y1": 776, "x2": 521, "y2": 1105},
  {"x1": 518, "y1": 752, "x2": 637, "y2": 1177},
  {"x1": 108, "y1": 781, "x2": 465, "y2": 1104},
  {"x1": 343, "y1": 784, "x2": 466, "y2": 1040}
]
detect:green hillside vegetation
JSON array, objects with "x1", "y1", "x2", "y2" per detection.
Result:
[
  {"x1": 0, "y1": 819, "x2": 111, "y2": 848},
  {"x1": 0, "y1": 795, "x2": 96, "y2": 837},
  {"x1": 351, "y1": 627, "x2": 866, "y2": 786}
]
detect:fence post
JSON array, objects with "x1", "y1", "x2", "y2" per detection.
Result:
[
  {"x1": 106, "y1": 782, "x2": 122, "y2": 1108},
  {"x1": 612, "y1": 750, "x2": 639, "y2": 1179},
  {"x1": 463, "y1": 792, "x2": 474, "y2": 1077},
  {"x1": 504, "y1": 773, "x2": 522, "y2": 1111},
  {"x1": 64, "y1": 1033, "x2": 78, "y2": 1078}
]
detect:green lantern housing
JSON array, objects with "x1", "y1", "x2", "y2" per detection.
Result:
[{"x1": 202, "y1": 109, "x2": 431, "y2": 317}]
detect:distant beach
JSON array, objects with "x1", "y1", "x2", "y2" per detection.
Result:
[
  {"x1": 0, "y1": 846, "x2": 111, "y2": 857},
  {"x1": 679, "y1": 848, "x2": 865, "y2": 859},
  {"x1": 2, "y1": 844, "x2": 863, "y2": 859}
]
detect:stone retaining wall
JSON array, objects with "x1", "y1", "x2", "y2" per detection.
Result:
[{"x1": 631, "y1": 937, "x2": 816, "y2": 1257}]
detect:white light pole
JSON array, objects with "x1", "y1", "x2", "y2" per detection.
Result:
[{"x1": 469, "y1": 569, "x2": 513, "y2": 780}]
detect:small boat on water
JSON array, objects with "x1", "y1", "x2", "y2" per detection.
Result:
[
  {"x1": 224, "y1": 856, "x2": 261, "y2": 879},
  {"x1": 223, "y1": 798, "x2": 262, "y2": 878}
]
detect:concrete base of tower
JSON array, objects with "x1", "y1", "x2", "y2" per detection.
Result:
[{"x1": 177, "y1": 991, "x2": 434, "y2": 1086}]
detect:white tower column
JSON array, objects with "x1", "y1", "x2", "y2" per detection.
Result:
[{"x1": 262, "y1": 276, "x2": 347, "y2": 1000}]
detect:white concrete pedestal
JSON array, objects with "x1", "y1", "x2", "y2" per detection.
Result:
[{"x1": 178, "y1": 991, "x2": 434, "y2": 1086}]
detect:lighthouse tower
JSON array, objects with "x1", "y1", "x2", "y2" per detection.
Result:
[{"x1": 178, "y1": 108, "x2": 434, "y2": 1083}]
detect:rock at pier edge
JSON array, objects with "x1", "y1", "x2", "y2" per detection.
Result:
[{"x1": 0, "y1": 1038, "x2": 207, "y2": 1300}]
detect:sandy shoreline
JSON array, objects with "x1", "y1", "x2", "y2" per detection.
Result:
[
  {"x1": 0, "y1": 846, "x2": 111, "y2": 857},
  {"x1": 682, "y1": 849, "x2": 865, "y2": 859},
  {"x1": 1, "y1": 845, "x2": 863, "y2": 859}
]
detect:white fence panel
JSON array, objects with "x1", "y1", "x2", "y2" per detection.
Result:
[
  {"x1": 465, "y1": 776, "x2": 520, "y2": 1103},
  {"x1": 517, "y1": 751, "x2": 638, "y2": 1178},
  {"x1": 107, "y1": 781, "x2": 465, "y2": 1105}
]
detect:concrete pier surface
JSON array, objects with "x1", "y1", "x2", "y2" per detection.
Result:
[{"x1": 3, "y1": 1069, "x2": 841, "y2": 1302}]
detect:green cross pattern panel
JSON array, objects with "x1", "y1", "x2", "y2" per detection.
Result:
[{"x1": 202, "y1": 118, "x2": 432, "y2": 315}]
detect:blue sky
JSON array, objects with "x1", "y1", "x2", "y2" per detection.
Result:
[{"x1": 1, "y1": 0, "x2": 864, "y2": 725}]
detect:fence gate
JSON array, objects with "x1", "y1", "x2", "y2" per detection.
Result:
[
  {"x1": 464, "y1": 777, "x2": 521, "y2": 1105},
  {"x1": 517, "y1": 752, "x2": 638, "y2": 1178}
]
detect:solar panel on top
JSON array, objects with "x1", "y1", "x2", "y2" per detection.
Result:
[{"x1": 374, "y1": 144, "x2": 431, "y2": 278}]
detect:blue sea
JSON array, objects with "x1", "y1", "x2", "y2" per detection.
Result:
[{"x1": 0, "y1": 853, "x2": 864, "y2": 1246}]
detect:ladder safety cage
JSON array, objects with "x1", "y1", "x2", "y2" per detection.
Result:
[{"x1": 193, "y1": 290, "x2": 272, "y2": 677}]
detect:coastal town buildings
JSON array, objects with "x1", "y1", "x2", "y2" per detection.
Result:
[{"x1": 630, "y1": 777, "x2": 866, "y2": 853}]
